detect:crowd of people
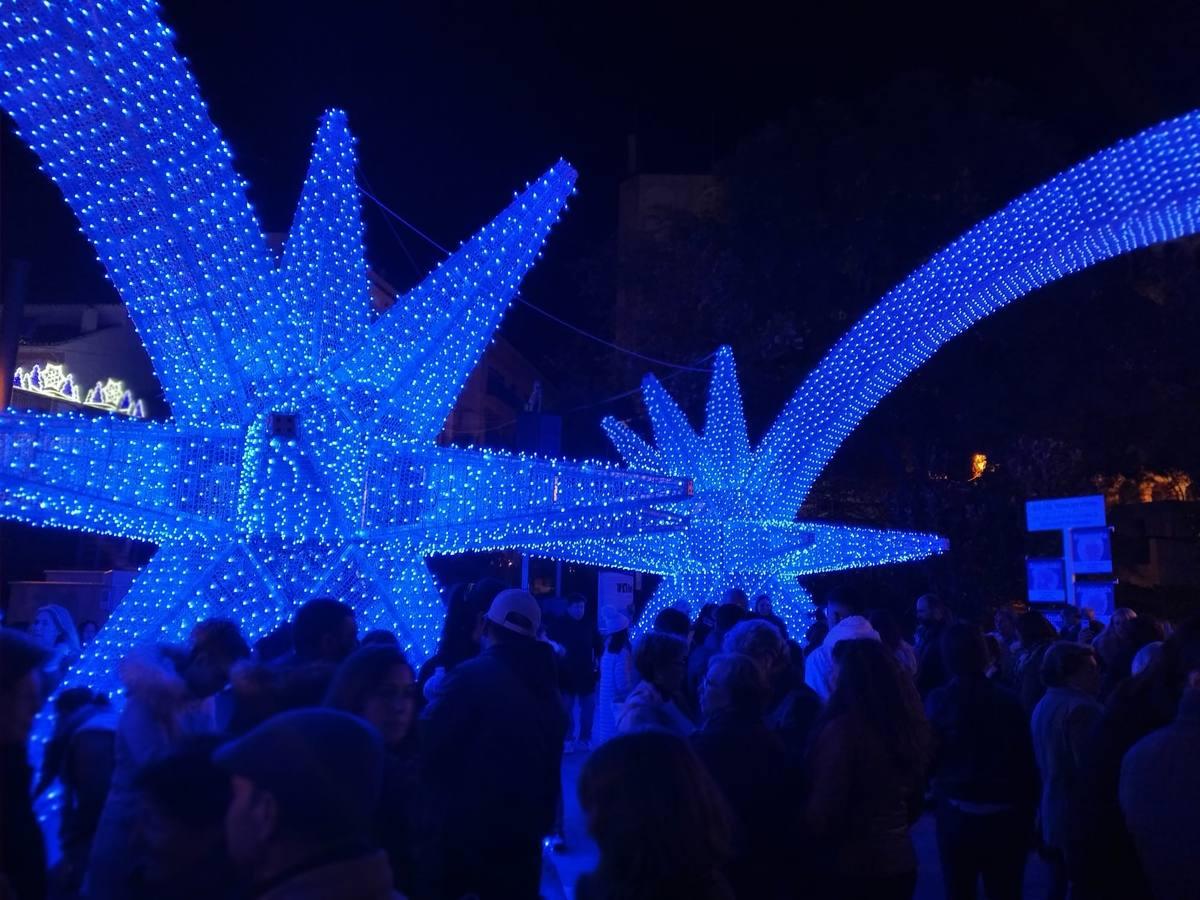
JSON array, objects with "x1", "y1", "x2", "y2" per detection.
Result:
[{"x1": 1, "y1": 581, "x2": 1198, "y2": 900}]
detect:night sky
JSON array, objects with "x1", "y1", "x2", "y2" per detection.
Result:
[{"x1": 4, "y1": 0, "x2": 1200, "y2": 466}]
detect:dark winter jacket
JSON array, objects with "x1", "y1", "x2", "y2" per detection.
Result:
[
  {"x1": 576, "y1": 869, "x2": 734, "y2": 900},
  {"x1": 547, "y1": 614, "x2": 600, "y2": 695},
  {"x1": 252, "y1": 848, "x2": 402, "y2": 900},
  {"x1": 692, "y1": 709, "x2": 793, "y2": 899},
  {"x1": 1, "y1": 740, "x2": 47, "y2": 900},
  {"x1": 377, "y1": 745, "x2": 420, "y2": 895},
  {"x1": 805, "y1": 711, "x2": 924, "y2": 879},
  {"x1": 925, "y1": 675, "x2": 1038, "y2": 815},
  {"x1": 1015, "y1": 641, "x2": 1054, "y2": 715},
  {"x1": 766, "y1": 669, "x2": 822, "y2": 769},
  {"x1": 915, "y1": 620, "x2": 951, "y2": 697},
  {"x1": 56, "y1": 709, "x2": 117, "y2": 894},
  {"x1": 687, "y1": 631, "x2": 722, "y2": 708},
  {"x1": 420, "y1": 637, "x2": 566, "y2": 843}
]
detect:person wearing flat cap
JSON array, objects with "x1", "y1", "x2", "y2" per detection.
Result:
[
  {"x1": 418, "y1": 589, "x2": 567, "y2": 899},
  {"x1": 215, "y1": 708, "x2": 405, "y2": 899}
]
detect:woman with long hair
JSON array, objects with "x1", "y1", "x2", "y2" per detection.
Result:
[
  {"x1": 593, "y1": 606, "x2": 635, "y2": 746},
  {"x1": 805, "y1": 638, "x2": 931, "y2": 899},
  {"x1": 31, "y1": 604, "x2": 82, "y2": 694},
  {"x1": 416, "y1": 578, "x2": 504, "y2": 704},
  {"x1": 326, "y1": 644, "x2": 417, "y2": 754},
  {"x1": 577, "y1": 730, "x2": 734, "y2": 899},
  {"x1": 326, "y1": 644, "x2": 419, "y2": 893}
]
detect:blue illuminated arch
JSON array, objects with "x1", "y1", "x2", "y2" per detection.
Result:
[{"x1": 751, "y1": 113, "x2": 1200, "y2": 519}]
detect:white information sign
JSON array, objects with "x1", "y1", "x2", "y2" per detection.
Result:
[
  {"x1": 1026, "y1": 495, "x2": 1107, "y2": 532},
  {"x1": 598, "y1": 570, "x2": 636, "y2": 615}
]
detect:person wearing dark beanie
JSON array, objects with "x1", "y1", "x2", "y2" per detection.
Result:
[
  {"x1": 1, "y1": 628, "x2": 51, "y2": 900},
  {"x1": 215, "y1": 708, "x2": 401, "y2": 899}
]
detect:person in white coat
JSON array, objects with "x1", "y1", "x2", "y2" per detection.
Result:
[
  {"x1": 592, "y1": 606, "x2": 634, "y2": 746},
  {"x1": 804, "y1": 591, "x2": 881, "y2": 702}
]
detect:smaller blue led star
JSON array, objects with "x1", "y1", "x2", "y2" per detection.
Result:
[{"x1": 521, "y1": 346, "x2": 948, "y2": 636}]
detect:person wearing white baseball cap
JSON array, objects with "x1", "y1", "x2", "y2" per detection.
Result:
[
  {"x1": 419, "y1": 588, "x2": 567, "y2": 898},
  {"x1": 483, "y1": 588, "x2": 543, "y2": 638}
]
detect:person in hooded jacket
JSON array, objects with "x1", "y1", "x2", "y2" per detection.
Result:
[
  {"x1": 418, "y1": 589, "x2": 567, "y2": 900},
  {"x1": 804, "y1": 589, "x2": 881, "y2": 702}
]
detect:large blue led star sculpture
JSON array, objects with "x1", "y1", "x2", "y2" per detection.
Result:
[
  {"x1": 523, "y1": 111, "x2": 1200, "y2": 636},
  {"x1": 0, "y1": 0, "x2": 691, "y2": 698}
]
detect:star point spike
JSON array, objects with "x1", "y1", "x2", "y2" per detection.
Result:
[
  {"x1": 321, "y1": 161, "x2": 578, "y2": 441},
  {"x1": 641, "y1": 373, "x2": 702, "y2": 476},
  {"x1": 0, "y1": 0, "x2": 289, "y2": 423},
  {"x1": 0, "y1": 409, "x2": 242, "y2": 543},
  {"x1": 279, "y1": 108, "x2": 370, "y2": 373},
  {"x1": 600, "y1": 416, "x2": 659, "y2": 471},
  {"x1": 702, "y1": 345, "x2": 751, "y2": 486}
]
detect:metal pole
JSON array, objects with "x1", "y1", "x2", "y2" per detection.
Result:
[
  {"x1": 1062, "y1": 527, "x2": 1077, "y2": 609},
  {"x1": 0, "y1": 261, "x2": 29, "y2": 409}
]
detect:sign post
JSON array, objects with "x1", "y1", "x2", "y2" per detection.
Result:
[
  {"x1": 598, "y1": 570, "x2": 636, "y2": 616},
  {"x1": 1025, "y1": 495, "x2": 1110, "y2": 608}
]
